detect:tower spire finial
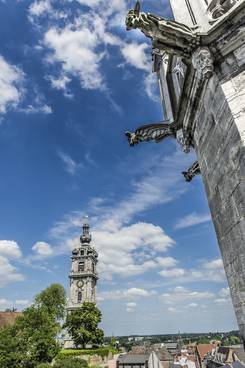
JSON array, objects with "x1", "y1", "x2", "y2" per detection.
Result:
[{"x1": 80, "y1": 215, "x2": 91, "y2": 244}]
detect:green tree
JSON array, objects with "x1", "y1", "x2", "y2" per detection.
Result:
[
  {"x1": 110, "y1": 336, "x2": 117, "y2": 348},
  {"x1": 64, "y1": 302, "x2": 104, "y2": 348},
  {"x1": 197, "y1": 337, "x2": 211, "y2": 344},
  {"x1": 54, "y1": 357, "x2": 88, "y2": 368},
  {"x1": 0, "y1": 284, "x2": 66, "y2": 368},
  {"x1": 228, "y1": 335, "x2": 240, "y2": 345},
  {"x1": 35, "y1": 283, "x2": 66, "y2": 320}
]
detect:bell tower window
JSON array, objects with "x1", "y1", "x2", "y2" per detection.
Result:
[
  {"x1": 78, "y1": 262, "x2": 84, "y2": 272},
  {"x1": 77, "y1": 291, "x2": 82, "y2": 303}
]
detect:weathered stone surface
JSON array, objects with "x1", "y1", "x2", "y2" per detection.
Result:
[{"x1": 193, "y1": 44, "x2": 245, "y2": 344}]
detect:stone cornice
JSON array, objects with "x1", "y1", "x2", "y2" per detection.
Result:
[
  {"x1": 171, "y1": 1, "x2": 245, "y2": 148},
  {"x1": 125, "y1": 0, "x2": 245, "y2": 153}
]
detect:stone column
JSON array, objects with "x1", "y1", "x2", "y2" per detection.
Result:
[{"x1": 193, "y1": 69, "x2": 245, "y2": 346}]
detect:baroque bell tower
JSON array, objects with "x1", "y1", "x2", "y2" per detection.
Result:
[{"x1": 67, "y1": 216, "x2": 98, "y2": 311}]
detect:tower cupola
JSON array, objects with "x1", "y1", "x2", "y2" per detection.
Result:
[{"x1": 80, "y1": 215, "x2": 91, "y2": 244}]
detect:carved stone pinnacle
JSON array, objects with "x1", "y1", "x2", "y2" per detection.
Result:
[{"x1": 192, "y1": 47, "x2": 214, "y2": 79}]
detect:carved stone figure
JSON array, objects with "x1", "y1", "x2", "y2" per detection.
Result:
[
  {"x1": 182, "y1": 161, "x2": 201, "y2": 182},
  {"x1": 207, "y1": 0, "x2": 240, "y2": 20},
  {"x1": 192, "y1": 47, "x2": 214, "y2": 78},
  {"x1": 125, "y1": 123, "x2": 176, "y2": 146},
  {"x1": 126, "y1": 1, "x2": 200, "y2": 58},
  {"x1": 176, "y1": 128, "x2": 191, "y2": 153}
]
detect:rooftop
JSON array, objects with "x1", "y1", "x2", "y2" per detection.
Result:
[{"x1": 117, "y1": 354, "x2": 150, "y2": 364}]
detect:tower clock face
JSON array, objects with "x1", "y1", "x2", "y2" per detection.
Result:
[{"x1": 76, "y1": 280, "x2": 84, "y2": 288}]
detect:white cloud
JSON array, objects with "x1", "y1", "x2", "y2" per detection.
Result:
[
  {"x1": 204, "y1": 259, "x2": 223, "y2": 270},
  {"x1": 175, "y1": 212, "x2": 211, "y2": 230},
  {"x1": 32, "y1": 242, "x2": 53, "y2": 257},
  {"x1": 30, "y1": 0, "x2": 160, "y2": 102},
  {"x1": 0, "y1": 55, "x2": 24, "y2": 114},
  {"x1": 126, "y1": 302, "x2": 137, "y2": 308},
  {"x1": 167, "y1": 307, "x2": 177, "y2": 313},
  {"x1": 120, "y1": 43, "x2": 159, "y2": 102},
  {"x1": 214, "y1": 287, "x2": 232, "y2": 305},
  {"x1": 0, "y1": 240, "x2": 22, "y2": 259},
  {"x1": 159, "y1": 268, "x2": 186, "y2": 278},
  {"x1": 121, "y1": 43, "x2": 150, "y2": 71},
  {"x1": 76, "y1": 0, "x2": 101, "y2": 5},
  {"x1": 160, "y1": 286, "x2": 214, "y2": 305},
  {"x1": 93, "y1": 222, "x2": 174, "y2": 278},
  {"x1": 144, "y1": 72, "x2": 160, "y2": 102},
  {"x1": 0, "y1": 298, "x2": 11, "y2": 306},
  {"x1": 126, "y1": 307, "x2": 135, "y2": 313},
  {"x1": 0, "y1": 55, "x2": 52, "y2": 117},
  {"x1": 15, "y1": 299, "x2": 29, "y2": 306},
  {"x1": 0, "y1": 241, "x2": 24, "y2": 287},
  {"x1": 98, "y1": 287, "x2": 155, "y2": 301},
  {"x1": 20, "y1": 104, "x2": 52, "y2": 114},
  {"x1": 158, "y1": 257, "x2": 225, "y2": 284},
  {"x1": 44, "y1": 24, "x2": 105, "y2": 91},
  {"x1": 29, "y1": 0, "x2": 52, "y2": 17},
  {"x1": 187, "y1": 303, "x2": 198, "y2": 308},
  {"x1": 218, "y1": 287, "x2": 230, "y2": 298},
  {"x1": 28, "y1": 0, "x2": 67, "y2": 22},
  {"x1": 156, "y1": 257, "x2": 178, "y2": 268},
  {"x1": 0, "y1": 255, "x2": 25, "y2": 287},
  {"x1": 0, "y1": 298, "x2": 30, "y2": 309},
  {"x1": 48, "y1": 150, "x2": 194, "y2": 279},
  {"x1": 126, "y1": 301, "x2": 137, "y2": 313},
  {"x1": 48, "y1": 74, "x2": 72, "y2": 97},
  {"x1": 57, "y1": 151, "x2": 83, "y2": 175}
]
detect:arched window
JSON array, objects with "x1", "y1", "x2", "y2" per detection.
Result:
[
  {"x1": 78, "y1": 291, "x2": 82, "y2": 303},
  {"x1": 78, "y1": 262, "x2": 84, "y2": 272}
]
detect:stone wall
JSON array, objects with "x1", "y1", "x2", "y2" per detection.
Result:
[{"x1": 193, "y1": 46, "x2": 245, "y2": 345}]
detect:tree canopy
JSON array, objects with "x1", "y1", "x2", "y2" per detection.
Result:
[
  {"x1": 0, "y1": 283, "x2": 66, "y2": 368},
  {"x1": 35, "y1": 283, "x2": 66, "y2": 320},
  {"x1": 64, "y1": 302, "x2": 104, "y2": 348},
  {"x1": 54, "y1": 356, "x2": 88, "y2": 368}
]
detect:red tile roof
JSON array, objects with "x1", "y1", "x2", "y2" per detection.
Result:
[{"x1": 196, "y1": 344, "x2": 214, "y2": 361}]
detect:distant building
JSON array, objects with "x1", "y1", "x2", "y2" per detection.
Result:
[
  {"x1": 164, "y1": 343, "x2": 180, "y2": 356},
  {"x1": 64, "y1": 216, "x2": 98, "y2": 349},
  {"x1": 0, "y1": 310, "x2": 22, "y2": 329},
  {"x1": 67, "y1": 216, "x2": 98, "y2": 311},
  {"x1": 117, "y1": 354, "x2": 150, "y2": 368},
  {"x1": 128, "y1": 345, "x2": 173, "y2": 368},
  {"x1": 117, "y1": 351, "x2": 171, "y2": 368},
  {"x1": 174, "y1": 357, "x2": 196, "y2": 368}
]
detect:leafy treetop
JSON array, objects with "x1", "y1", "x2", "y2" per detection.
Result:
[{"x1": 64, "y1": 302, "x2": 104, "y2": 348}]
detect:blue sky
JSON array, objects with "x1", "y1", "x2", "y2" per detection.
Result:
[{"x1": 0, "y1": 0, "x2": 237, "y2": 336}]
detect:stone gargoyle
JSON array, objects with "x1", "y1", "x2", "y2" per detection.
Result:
[
  {"x1": 125, "y1": 123, "x2": 176, "y2": 146},
  {"x1": 126, "y1": 1, "x2": 200, "y2": 58},
  {"x1": 182, "y1": 161, "x2": 201, "y2": 181}
]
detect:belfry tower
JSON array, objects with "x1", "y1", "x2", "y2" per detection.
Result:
[{"x1": 67, "y1": 216, "x2": 98, "y2": 311}]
